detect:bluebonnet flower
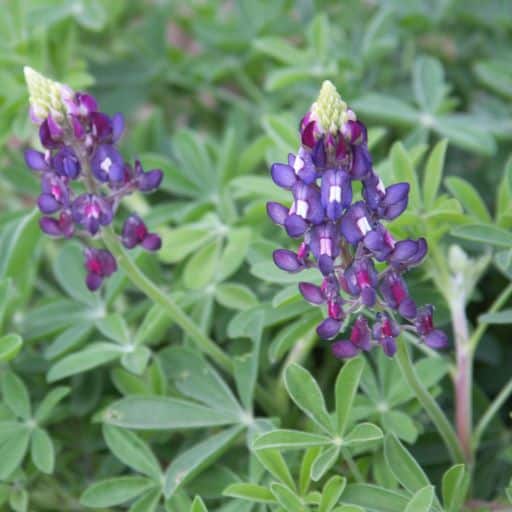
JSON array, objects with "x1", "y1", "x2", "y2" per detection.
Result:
[
  {"x1": 23, "y1": 67, "x2": 163, "y2": 290},
  {"x1": 268, "y1": 81, "x2": 447, "y2": 357}
]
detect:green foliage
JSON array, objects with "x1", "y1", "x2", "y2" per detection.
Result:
[{"x1": 2, "y1": 1, "x2": 512, "y2": 511}]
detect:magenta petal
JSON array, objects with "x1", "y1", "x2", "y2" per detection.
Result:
[
  {"x1": 332, "y1": 340, "x2": 360, "y2": 359},
  {"x1": 273, "y1": 249, "x2": 301, "y2": 273},
  {"x1": 299, "y1": 282, "x2": 325, "y2": 305}
]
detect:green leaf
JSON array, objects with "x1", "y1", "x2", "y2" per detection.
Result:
[
  {"x1": 495, "y1": 250, "x2": 512, "y2": 279},
  {"x1": 285, "y1": 364, "x2": 334, "y2": 435},
  {"x1": 0, "y1": 334, "x2": 22, "y2": 362},
  {"x1": 253, "y1": 430, "x2": 331, "y2": 450},
  {"x1": 164, "y1": 426, "x2": 243, "y2": 498},
  {"x1": 413, "y1": 57, "x2": 446, "y2": 113},
  {"x1": 104, "y1": 396, "x2": 240, "y2": 430},
  {"x1": 103, "y1": 425, "x2": 161, "y2": 480},
  {"x1": 223, "y1": 483, "x2": 276, "y2": 504},
  {"x1": 423, "y1": 139, "x2": 448, "y2": 209},
  {"x1": 445, "y1": 177, "x2": 491, "y2": 222},
  {"x1": 262, "y1": 114, "x2": 297, "y2": 153},
  {"x1": 404, "y1": 485, "x2": 435, "y2": 512},
  {"x1": 159, "y1": 225, "x2": 214, "y2": 264},
  {"x1": 479, "y1": 309, "x2": 512, "y2": 324},
  {"x1": 190, "y1": 496, "x2": 209, "y2": 512},
  {"x1": 390, "y1": 142, "x2": 421, "y2": 209},
  {"x1": 44, "y1": 323, "x2": 93, "y2": 360},
  {"x1": 34, "y1": 387, "x2": 70, "y2": 424},
  {"x1": 442, "y1": 464, "x2": 469, "y2": 512},
  {"x1": 270, "y1": 483, "x2": 306, "y2": 512},
  {"x1": 9, "y1": 487, "x2": 28, "y2": 512},
  {"x1": 353, "y1": 94, "x2": 419, "y2": 125},
  {"x1": 96, "y1": 314, "x2": 130, "y2": 344},
  {"x1": 0, "y1": 426, "x2": 30, "y2": 479},
  {"x1": 343, "y1": 484, "x2": 408, "y2": 512},
  {"x1": 183, "y1": 239, "x2": 221, "y2": 289},
  {"x1": 255, "y1": 449, "x2": 295, "y2": 490},
  {"x1": 215, "y1": 282, "x2": 258, "y2": 310},
  {"x1": 311, "y1": 445, "x2": 340, "y2": 481},
  {"x1": 335, "y1": 357, "x2": 365, "y2": 435},
  {"x1": 1, "y1": 370, "x2": 31, "y2": 420},
  {"x1": 253, "y1": 37, "x2": 306, "y2": 65},
  {"x1": 218, "y1": 228, "x2": 252, "y2": 282},
  {"x1": 381, "y1": 410, "x2": 418, "y2": 444},
  {"x1": 47, "y1": 342, "x2": 123, "y2": 382},
  {"x1": 384, "y1": 435, "x2": 431, "y2": 493},
  {"x1": 319, "y1": 476, "x2": 346, "y2": 512},
  {"x1": 121, "y1": 346, "x2": 152, "y2": 375},
  {"x1": 30, "y1": 427, "x2": 54, "y2": 474},
  {"x1": 435, "y1": 116, "x2": 496, "y2": 156},
  {"x1": 308, "y1": 13, "x2": 330, "y2": 56},
  {"x1": 474, "y1": 59, "x2": 512, "y2": 99},
  {"x1": 300, "y1": 447, "x2": 321, "y2": 495},
  {"x1": 129, "y1": 488, "x2": 161, "y2": 512},
  {"x1": 160, "y1": 347, "x2": 241, "y2": 414},
  {"x1": 80, "y1": 476, "x2": 155, "y2": 508},
  {"x1": 344, "y1": 423, "x2": 383, "y2": 446},
  {"x1": 451, "y1": 223, "x2": 512, "y2": 247}
]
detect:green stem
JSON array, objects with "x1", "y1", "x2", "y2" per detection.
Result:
[
  {"x1": 102, "y1": 227, "x2": 233, "y2": 372},
  {"x1": 395, "y1": 336, "x2": 465, "y2": 464},
  {"x1": 341, "y1": 448, "x2": 364, "y2": 483},
  {"x1": 469, "y1": 283, "x2": 512, "y2": 353},
  {"x1": 473, "y1": 375, "x2": 512, "y2": 450}
]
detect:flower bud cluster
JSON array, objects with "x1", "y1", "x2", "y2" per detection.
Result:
[
  {"x1": 268, "y1": 81, "x2": 447, "y2": 357},
  {"x1": 23, "y1": 67, "x2": 162, "y2": 291}
]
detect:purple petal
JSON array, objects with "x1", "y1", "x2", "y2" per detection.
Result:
[
  {"x1": 398, "y1": 298, "x2": 417, "y2": 320},
  {"x1": 39, "y1": 217, "x2": 62, "y2": 236},
  {"x1": 271, "y1": 163, "x2": 296, "y2": 189},
  {"x1": 381, "y1": 337, "x2": 397, "y2": 357},
  {"x1": 266, "y1": 202, "x2": 288, "y2": 225},
  {"x1": 316, "y1": 318, "x2": 341, "y2": 339},
  {"x1": 284, "y1": 214, "x2": 307, "y2": 238},
  {"x1": 351, "y1": 144, "x2": 372, "y2": 179},
  {"x1": 361, "y1": 287, "x2": 376, "y2": 307},
  {"x1": 318, "y1": 254, "x2": 334, "y2": 276},
  {"x1": 332, "y1": 340, "x2": 360, "y2": 359},
  {"x1": 273, "y1": 249, "x2": 301, "y2": 273},
  {"x1": 112, "y1": 113, "x2": 125, "y2": 142},
  {"x1": 24, "y1": 149, "x2": 47, "y2": 171},
  {"x1": 299, "y1": 282, "x2": 325, "y2": 305},
  {"x1": 142, "y1": 234, "x2": 162, "y2": 251},
  {"x1": 139, "y1": 169, "x2": 163, "y2": 192},
  {"x1": 383, "y1": 183, "x2": 409, "y2": 205},
  {"x1": 86, "y1": 273, "x2": 103, "y2": 291},
  {"x1": 425, "y1": 330, "x2": 448, "y2": 349},
  {"x1": 37, "y1": 194, "x2": 60, "y2": 214}
]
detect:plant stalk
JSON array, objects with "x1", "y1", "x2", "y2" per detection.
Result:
[{"x1": 395, "y1": 336, "x2": 465, "y2": 463}]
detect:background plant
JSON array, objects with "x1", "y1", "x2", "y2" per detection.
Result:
[{"x1": 1, "y1": 1, "x2": 512, "y2": 511}]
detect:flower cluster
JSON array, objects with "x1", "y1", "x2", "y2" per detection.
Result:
[
  {"x1": 267, "y1": 81, "x2": 447, "y2": 358},
  {"x1": 23, "y1": 67, "x2": 162, "y2": 291}
]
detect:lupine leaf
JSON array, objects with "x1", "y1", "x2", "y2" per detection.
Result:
[
  {"x1": 30, "y1": 427, "x2": 55, "y2": 474},
  {"x1": 342, "y1": 484, "x2": 409, "y2": 512},
  {"x1": 423, "y1": 139, "x2": 448, "y2": 209},
  {"x1": 311, "y1": 445, "x2": 340, "y2": 481},
  {"x1": 445, "y1": 177, "x2": 492, "y2": 222},
  {"x1": 442, "y1": 464, "x2": 469, "y2": 512},
  {"x1": 270, "y1": 483, "x2": 306, "y2": 512},
  {"x1": 285, "y1": 364, "x2": 334, "y2": 435},
  {"x1": 253, "y1": 430, "x2": 332, "y2": 450},
  {"x1": 1, "y1": 370, "x2": 31, "y2": 420},
  {"x1": 404, "y1": 485, "x2": 435, "y2": 512},
  {"x1": 34, "y1": 387, "x2": 70, "y2": 424},
  {"x1": 0, "y1": 426, "x2": 31, "y2": 479},
  {"x1": 80, "y1": 476, "x2": 156, "y2": 507},
  {"x1": 223, "y1": 483, "x2": 276, "y2": 504},
  {"x1": 0, "y1": 334, "x2": 23, "y2": 363},
  {"x1": 319, "y1": 476, "x2": 346, "y2": 512},
  {"x1": 335, "y1": 357, "x2": 365, "y2": 435},
  {"x1": 255, "y1": 449, "x2": 295, "y2": 490},
  {"x1": 452, "y1": 223, "x2": 512, "y2": 247}
]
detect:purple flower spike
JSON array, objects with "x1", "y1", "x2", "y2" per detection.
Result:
[
  {"x1": 264, "y1": 79, "x2": 443, "y2": 360},
  {"x1": 24, "y1": 149, "x2": 49, "y2": 171},
  {"x1": 321, "y1": 169, "x2": 352, "y2": 220},
  {"x1": 72, "y1": 194, "x2": 113, "y2": 235},
  {"x1": 84, "y1": 247, "x2": 117, "y2": 291},
  {"x1": 91, "y1": 144, "x2": 124, "y2": 183},
  {"x1": 121, "y1": 215, "x2": 161, "y2": 251},
  {"x1": 273, "y1": 249, "x2": 303, "y2": 273}
]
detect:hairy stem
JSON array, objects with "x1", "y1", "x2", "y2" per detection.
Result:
[
  {"x1": 395, "y1": 336, "x2": 465, "y2": 463},
  {"x1": 451, "y1": 298, "x2": 474, "y2": 465}
]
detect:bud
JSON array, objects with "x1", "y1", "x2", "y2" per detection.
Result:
[
  {"x1": 23, "y1": 66, "x2": 72, "y2": 123},
  {"x1": 311, "y1": 80, "x2": 350, "y2": 135}
]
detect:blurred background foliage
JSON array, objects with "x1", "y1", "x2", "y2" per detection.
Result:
[{"x1": 1, "y1": 0, "x2": 512, "y2": 510}]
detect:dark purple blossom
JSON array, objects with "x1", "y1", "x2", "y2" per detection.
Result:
[
  {"x1": 84, "y1": 248, "x2": 117, "y2": 291},
  {"x1": 71, "y1": 194, "x2": 113, "y2": 235},
  {"x1": 91, "y1": 144, "x2": 124, "y2": 183},
  {"x1": 266, "y1": 80, "x2": 446, "y2": 357},
  {"x1": 121, "y1": 215, "x2": 161, "y2": 251}
]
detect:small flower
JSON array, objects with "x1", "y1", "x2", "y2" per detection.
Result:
[
  {"x1": 332, "y1": 316, "x2": 371, "y2": 358},
  {"x1": 341, "y1": 257, "x2": 378, "y2": 307},
  {"x1": 415, "y1": 306, "x2": 448, "y2": 349},
  {"x1": 71, "y1": 194, "x2": 113, "y2": 235},
  {"x1": 121, "y1": 215, "x2": 161, "y2": 251},
  {"x1": 38, "y1": 175, "x2": 70, "y2": 214},
  {"x1": 40, "y1": 211, "x2": 74, "y2": 238},
  {"x1": 131, "y1": 160, "x2": 163, "y2": 192},
  {"x1": 380, "y1": 271, "x2": 417, "y2": 319},
  {"x1": 90, "y1": 144, "x2": 125, "y2": 183},
  {"x1": 84, "y1": 248, "x2": 117, "y2": 291},
  {"x1": 373, "y1": 312, "x2": 400, "y2": 357},
  {"x1": 53, "y1": 147, "x2": 81, "y2": 179},
  {"x1": 24, "y1": 149, "x2": 50, "y2": 172}
]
